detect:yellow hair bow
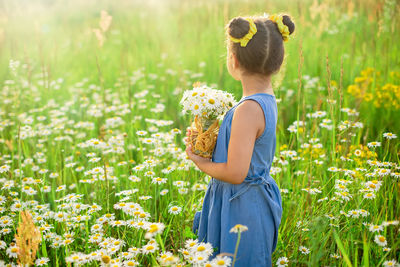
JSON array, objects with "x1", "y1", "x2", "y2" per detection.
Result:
[
  {"x1": 229, "y1": 18, "x2": 257, "y2": 47},
  {"x1": 269, "y1": 14, "x2": 290, "y2": 42}
]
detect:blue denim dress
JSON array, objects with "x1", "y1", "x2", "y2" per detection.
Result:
[{"x1": 192, "y1": 93, "x2": 283, "y2": 267}]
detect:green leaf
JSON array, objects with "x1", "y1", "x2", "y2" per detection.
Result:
[
  {"x1": 362, "y1": 232, "x2": 369, "y2": 267},
  {"x1": 333, "y1": 230, "x2": 353, "y2": 267},
  {"x1": 184, "y1": 226, "x2": 196, "y2": 239}
]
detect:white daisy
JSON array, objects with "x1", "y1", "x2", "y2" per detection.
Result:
[
  {"x1": 276, "y1": 256, "x2": 289, "y2": 266},
  {"x1": 374, "y1": 235, "x2": 387, "y2": 247},
  {"x1": 299, "y1": 245, "x2": 310, "y2": 254}
]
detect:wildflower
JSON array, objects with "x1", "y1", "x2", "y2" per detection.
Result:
[
  {"x1": 152, "y1": 177, "x2": 167, "y2": 185},
  {"x1": 374, "y1": 235, "x2": 387, "y2": 247},
  {"x1": 10, "y1": 201, "x2": 23, "y2": 212},
  {"x1": 230, "y1": 224, "x2": 248, "y2": 233},
  {"x1": 364, "y1": 180, "x2": 383, "y2": 191},
  {"x1": 173, "y1": 180, "x2": 187, "y2": 187},
  {"x1": 128, "y1": 247, "x2": 141, "y2": 256},
  {"x1": 383, "y1": 132, "x2": 397, "y2": 139},
  {"x1": 89, "y1": 234, "x2": 103, "y2": 244},
  {"x1": 42, "y1": 185, "x2": 51, "y2": 193},
  {"x1": 100, "y1": 254, "x2": 111, "y2": 264},
  {"x1": 367, "y1": 141, "x2": 381, "y2": 148},
  {"x1": 142, "y1": 241, "x2": 159, "y2": 254},
  {"x1": 369, "y1": 224, "x2": 383, "y2": 233},
  {"x1": 144, "y1": 222, "x2": 165, "y2": 239},
  {"x1": 382, "y1": 220, "x2": 399, "y2": 226},
  {"x1": 330, "y1": 253, "x2": 342, "y2": 259},
  {"x1": 35, "y1": 257, "x2": 50, "y2": 266},
  {"x1": 0, "y1": 228, "x2": 11, "y2": 235},
  {"x1": 157, "y1": 251, "x2": 179, "y2": 266},
  {"x1": 0, "y1": 216, "x2": 13, "y2": 227},
  {"x1": 168, "y1": 206, "x2": 182, "y2": 215},
  {"x1": 211, "y1": 255, "x2": 232, "y2": 267},
  {"x1": 335, "y1": 191, "x2": 352, "y2": 201},
  {"x1": 191, "y1": 242, "x2": 213, "y2": 256},
  {"x1": 328, "y1": 166, "x2": 339, "y2": 172},
  {"x1": 354, "y1": 149, "x2": 362, "y2": 156},
  {"x1": 123, "y1": 259, "x2": 139, "y2": 266},
  {"x1": 178, "y1": 187, "x2": 188, "y2": 194},
  {"x1": 110, "y1": 220, "x2": 126, "y2": 227},
  {"x1": 359, "y1": 209, "x2": 370, "y2": 217},
  {"x1": 56, "y1": 185, "x2": 66, "y2": 192},
  {"x1": 160, "y1": 189, "x2": 169, "y2": 195},
  {"x1": 375, "y1": 168, "x2": 391, "y2": 177},
  {"x1": 383, "y1": 259, "x2": 399, "y2": 267},
  {"x1": 299, "y1": 245, "x2": 310, "y2": 254},
  {"x1": 0, "y1": 196, "x2": 6, "y2": 205},
  {"x1": 325, "y1": 214, "x2": 336, "y2": 220},
  {"x1": 347, "y1": 209, "x2": 361, "y2": 218},
  {"x1": 301, "y1": 187, "x2": 322, "y2": 194},
  {"x1": 363, "y1": 192, "x2": 376, "y2": 199},
  {"x1": 88, "y1": 157, "x2": 101, "y2": 163},
  {"x1": 136, "y1": 130, "x2": 148, "y2": 136},
  {"x1": 144, "y1": 170, "x2": 155, "y2": 177},
  {"x1": 191, "y1": 254, "x2": 208, "y2": 264},
  {"x1": 142, "y1": 138, "x2": 156, "y2": 144},
  {"x1": 184, "y1": 238, "x2": 198, "y2": 249},
  {"x1": 276, "y1": 256, "x2": 289, "y2": 267},
  {"x1": 63, "y1": 238, "x2": 74, "y2": 246},
  {"x1": 0, "y1": 164, "x2": 10, "y2": 173},
  {"x1": 6, "y1": 245, "x2": 19, "y2": 258},
  {"x1": 128, "y1": 175, "x2": 141, "y2": 182},
  {"x1": 120, "y1": 251, "x2": 134, "y2": 259}
]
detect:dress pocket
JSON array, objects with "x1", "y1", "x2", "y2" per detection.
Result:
[{"x1": 229, "y1": 183, "x2": 252, "y2": 202}]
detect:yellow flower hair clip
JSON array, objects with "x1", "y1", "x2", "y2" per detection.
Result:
[
  {"x1": 269, "y1": 14, "x2": 290, "y2": 42},
  {"x1": 229, "y1": 18, "x2": 257, "y2": 47}
]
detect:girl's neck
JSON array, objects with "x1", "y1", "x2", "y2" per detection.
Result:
[{"x1": 240, "y1": 73, "x2": 274, "y2": 97}]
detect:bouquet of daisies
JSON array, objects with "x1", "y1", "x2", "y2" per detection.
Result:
[{"x1": 180, "y1": 83, "x2": 237, "y2": 158}]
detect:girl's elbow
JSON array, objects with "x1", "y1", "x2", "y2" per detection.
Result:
[
  {"x1": 230, "y1": 172, "x2": 247, "y2": 184},
  {"x1": 225, "y1": 163, "x2": 247, "y2": 184}
]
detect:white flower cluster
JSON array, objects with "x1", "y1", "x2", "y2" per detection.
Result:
[{"x1": 180, "y1": 85, "x2": 237, "y2": 120}]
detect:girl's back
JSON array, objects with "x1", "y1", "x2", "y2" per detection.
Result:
[{"x1": 213, "y1": 92, "x2": 278, "y2": 183}]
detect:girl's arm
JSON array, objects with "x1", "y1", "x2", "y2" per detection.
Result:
[{"x1": 185, "y1": 100, "x2": 264, "y2": 184}]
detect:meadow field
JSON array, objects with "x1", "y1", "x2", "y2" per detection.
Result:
[{"x1": 0, "y1": 0, "x2": 399, "y2": 266}]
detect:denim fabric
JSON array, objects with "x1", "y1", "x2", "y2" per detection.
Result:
[{"x1": 193, "y1": 93, "x2": 283, "y2": 267}]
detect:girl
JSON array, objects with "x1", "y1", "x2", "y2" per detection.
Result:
[{"x1": 185, "y1": 14, "x2": 295, "y2": 266}]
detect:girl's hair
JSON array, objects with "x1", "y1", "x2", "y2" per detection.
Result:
[{"x1": 226, "y1": 15, "x2": 295, "y2": 76}]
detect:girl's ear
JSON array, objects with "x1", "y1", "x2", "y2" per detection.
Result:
[{"x1": 232, "y1": 53, "x2": 240, "y2": 69}]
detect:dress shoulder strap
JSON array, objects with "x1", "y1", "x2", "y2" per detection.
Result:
[{"x1": 236, "y1": 94, "x2": 268, "y2": 111}]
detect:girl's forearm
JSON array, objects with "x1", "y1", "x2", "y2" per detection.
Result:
[{"x1": 194, "y1": 160, "x2": 243, "y2": 184}]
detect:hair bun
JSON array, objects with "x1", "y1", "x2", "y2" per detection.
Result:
[
  {"x1": 228, "y1": 17, "x2": 250, "y2": 39},
  {"x1": 282, "y1": 15, "x2": 295, "y2": 35}
]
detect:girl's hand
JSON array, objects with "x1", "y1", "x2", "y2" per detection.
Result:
[{"x1": 185, "y1": 144, "x2": 210, "y2": 164}]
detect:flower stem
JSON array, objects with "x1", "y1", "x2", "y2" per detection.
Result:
[{"x1": 232, "y1": 231, "x2": 241, "y2": 267}]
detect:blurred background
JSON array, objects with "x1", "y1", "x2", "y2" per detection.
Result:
[{"x1": 0, "y1": 0, "x2": 399, "y2": 135}]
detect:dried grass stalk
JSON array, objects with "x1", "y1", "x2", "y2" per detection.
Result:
[{"x1": 15, "y1": 210, "x2": 42, "y2": 266}]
